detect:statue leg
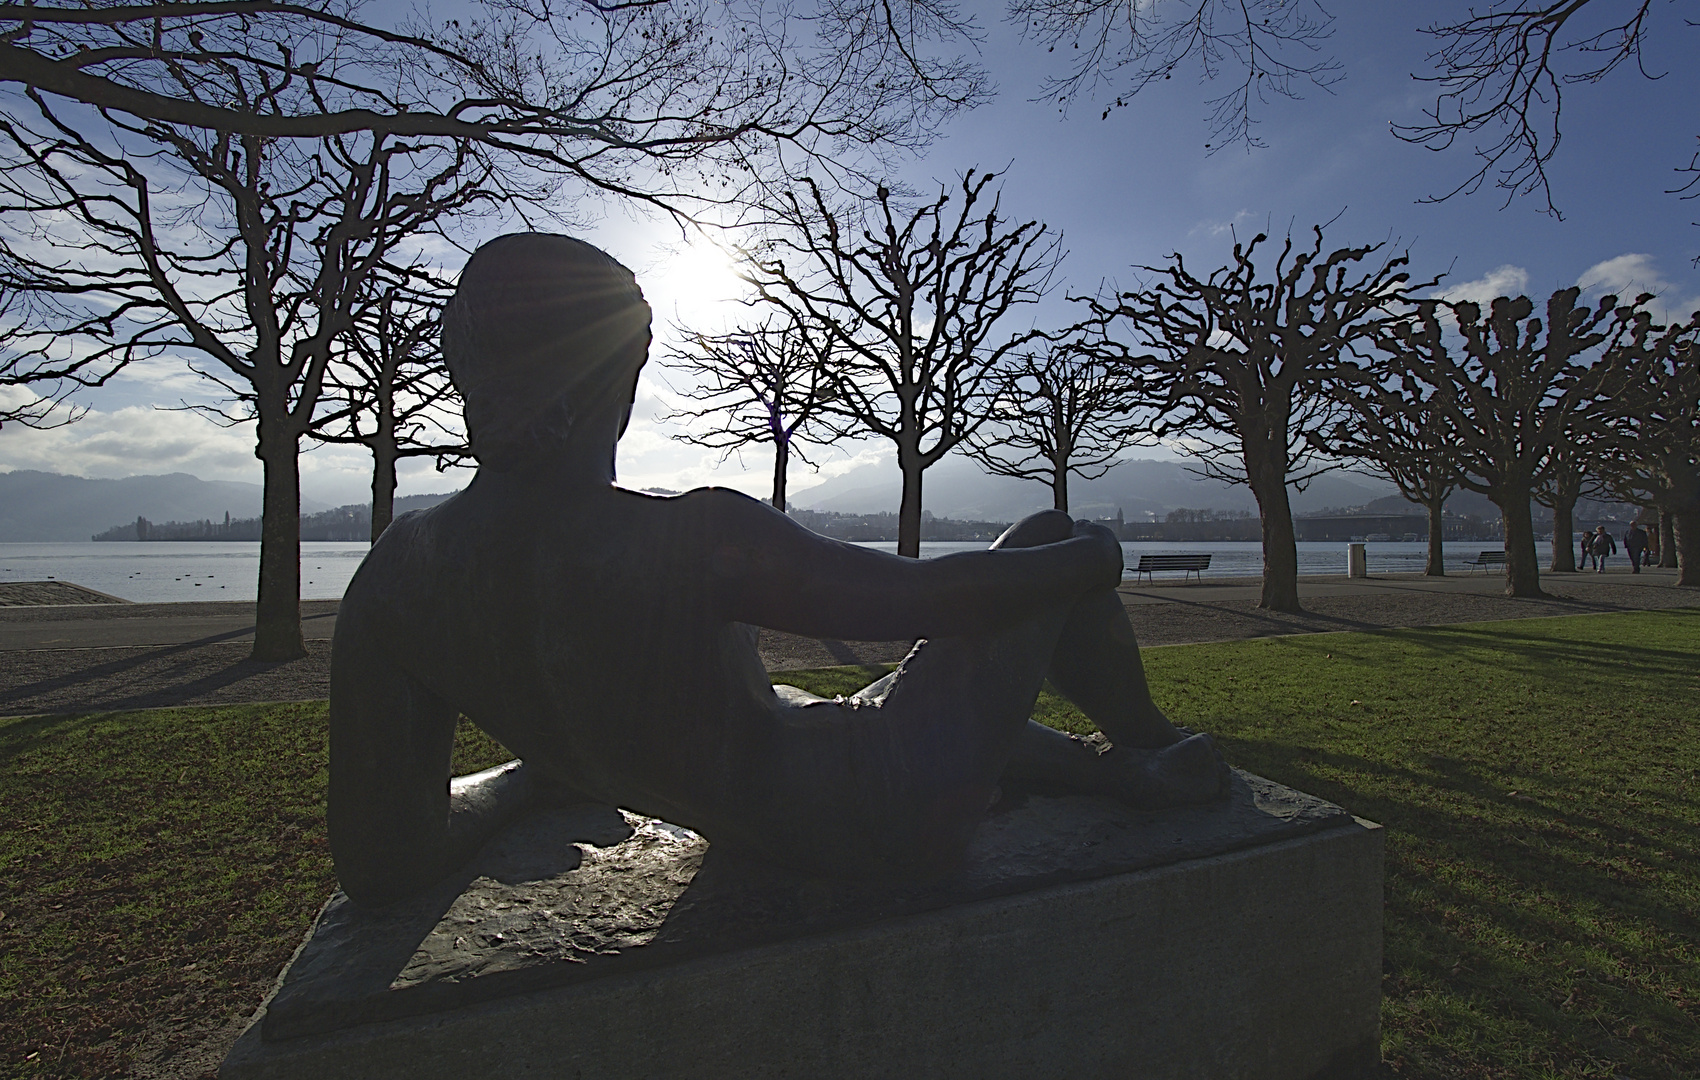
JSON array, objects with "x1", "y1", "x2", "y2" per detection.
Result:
[
  {"x1": 752, "y1": 609, "x2": 1072, "y2": 880},
  {"x1": 746, "y1": 511, "x2": 1223, "y2": 881},
  {"x1": 990, "y1": 512, "x2": 1177, "y2": 748},
  {"x1": 989, "y1": 512, "x2": 1230, "y2": 807}
]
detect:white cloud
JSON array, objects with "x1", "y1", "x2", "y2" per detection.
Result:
[
  {"x1": 0, "y1": 400, "x2": 255, "y2": 481},
  {"x1": 0, "y1": 398, "x2": 426, "y2": 508},
  {"x1": 1433, "y1": 264, "x2": 1529, "y2": 306},
  {"x1": 1190, "y1": 210, "x2": 1259, "y2": 240},
  {"x1": 1578, "y1": 253, "x2": 1665, "y2": 298},
  {"x1": 1576, "y1": 253, "x2": 1700, "y2": 326}
]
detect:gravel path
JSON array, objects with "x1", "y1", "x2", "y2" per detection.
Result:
[{"x1": 3, "y1": 574, "x2": 1695, "y2": 717}]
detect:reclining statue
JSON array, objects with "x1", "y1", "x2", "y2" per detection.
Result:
[{"x1": 328, "y1": 233, "x2": 1229, "y2": 909}]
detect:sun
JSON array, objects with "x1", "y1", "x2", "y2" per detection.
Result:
[{"x1": 641, "y1": 237, "x2": 749, "y2": 332}]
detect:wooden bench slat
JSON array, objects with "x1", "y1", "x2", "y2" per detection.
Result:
[
  {"x1": 1131, "y1": 554, "x2": 1212, "y2": 582},
  {"x1": 1464, "y1": 551, "x2": 1506, "y2": 573}
]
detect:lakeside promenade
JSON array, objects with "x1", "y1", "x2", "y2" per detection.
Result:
[{"x1": 2, "y1": 568, "x2": 1694, "y2": 717}]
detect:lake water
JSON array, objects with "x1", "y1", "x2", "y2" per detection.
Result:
[
  {"x1": 1, "y1": 539, "x2": 1487, "y2": 603},
  {"x1": 0, "y1": 542, "x2": 373, "y2": 603}
]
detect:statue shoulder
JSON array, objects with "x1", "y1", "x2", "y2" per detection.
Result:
[
  {"x1": 668, "y1": 485, "x2": 785, "y2": 523},
  {"x1": 340, "y1": 503, "x2": 452, "y2": 618}
]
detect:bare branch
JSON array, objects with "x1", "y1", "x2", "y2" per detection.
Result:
[
  {"x1": 1393, "y1": 0, "x2": 1676, "y2": 216},
  {"x1": 0, "y1": 0, "x2": 990, "y2": 214},
  {"x1": 1009, "y1": 0, "x2": 1340, "y2": 151}
]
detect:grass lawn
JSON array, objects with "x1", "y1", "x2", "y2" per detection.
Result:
[{"x1": 2, "y1": 609, "x2": 1697, "y2": 1078}]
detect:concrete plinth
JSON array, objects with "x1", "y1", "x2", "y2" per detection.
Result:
[{"x1": 223, "y1": 773, "x2": 1383, "y2": 1080}]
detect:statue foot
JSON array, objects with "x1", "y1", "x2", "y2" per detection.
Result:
[{"x1": 1109, "y1": 733, "x2": 1231, "y2": 810}]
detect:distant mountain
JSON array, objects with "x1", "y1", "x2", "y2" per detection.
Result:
[
  {"x1": 89, "y1": 490, "x2": 464, "y2": 542},
  {"x1": 0, "y1": 470, "x2": 332, "y2": 542},
  {"x1": 788, "y1": 455, "x2": 1399, "y2": 521},
  {"x1": 1360, "y1": 488, "x2": 1641, "y2": 523},
  {"x1": 392, "y1": 491, "x2": 459, "y2": 517}
]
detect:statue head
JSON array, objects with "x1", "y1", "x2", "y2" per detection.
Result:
[{"x1": 444, "y1": 233, "x2": 652, "y2": 469}]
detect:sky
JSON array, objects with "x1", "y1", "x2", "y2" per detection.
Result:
[{"x1": 3, "y1": 2, "x2": 1697, "y2": 511}]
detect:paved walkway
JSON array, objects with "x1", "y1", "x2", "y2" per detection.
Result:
[
  {"x1": 0, "y1": 599, "x2": 341, "y2": 651},
  {"x1": 1, "y1": 569, "x2": 1694, "y2": 716}
]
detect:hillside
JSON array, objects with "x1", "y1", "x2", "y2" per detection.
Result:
[
  {"x1": 87, "y1": 491, "x2": 461, "y2": 542},
  {"x1": 0, "y1": 470, "x2": 305, "y2": 542},
  {"x1": 0, "y1": 470, "x2": 461, "y2": 542},
  {"x1": 788, "y1": 455, "x2": 1399, "y2": 521}
]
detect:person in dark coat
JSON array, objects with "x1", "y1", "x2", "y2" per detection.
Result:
[
  {"x1": 1624, "y1": 523, "x2": 1649, "y2": 573},
  {"x1": 1590, "y1": 526, "x2": 1616, "y2": 573},
  {"x1": 1580, "y1": 531, "x2": 1595, "y2": 570}
]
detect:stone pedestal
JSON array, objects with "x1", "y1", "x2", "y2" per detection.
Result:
[
  {"x1": 1347, "y1": 542, "x2": 1368, "y2": 578},
  {"x1": 222, "y1": 773, "x2": 1383, "y2": 1080}
]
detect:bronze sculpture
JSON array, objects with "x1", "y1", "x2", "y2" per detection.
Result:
[{"x1": 329, "y1": 233, "x2": 1227, "y2": 908}]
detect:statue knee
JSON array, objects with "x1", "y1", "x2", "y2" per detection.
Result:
[{"x1": 991, "y1": 510, "x2": 1075, "y2": 550}]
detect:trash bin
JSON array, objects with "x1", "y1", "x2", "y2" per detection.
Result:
[{"x1": 1347, "y1": 542, "x2": 1367, "y2": 578}]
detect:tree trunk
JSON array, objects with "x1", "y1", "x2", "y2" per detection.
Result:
[
  {"x1": 1659, "y1": 509, "x2": 1678, "y2": 568},
  {"x1": 895, "y1": 385, "x2": 923, "y2": 558},
  {"x1": 771, "y1": 438, "x2": 789, "y2": 511},
  {"x1": 371, "y1": 373, "x2": 397, "y2": 542},
  {"x1": 1052, "y1": 456, "x2": 1069, "y2": 513},
  {"x1": 253, "y1": 410, "x2": 306, "y2": 661},
  {"x1": 1549, "y1": 498, "x2": 1577, "y2": 572},
  {"x1": 896, "y1": 449, "x2": 923, "y2": 558},
  {"x1": 1495, "y1": 488, "x2": 1545, "y2": 598},
  {"x1": 1247, "y1": 460, "x2": 1301, "y2": 613},
  {"x1": 1424, "y1": 497, "x2": 1446, "y2": 576},
  {"x1": 1676, "y1": 510, "x2": 1700, "y2": 587},
  {"x1": 370, "y1": 439, "x2": 397, "y2": 542}
]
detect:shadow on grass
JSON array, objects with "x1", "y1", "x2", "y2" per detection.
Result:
[
  {"x1": 0, "y1": 640, "x2": 322, "y2": 719},
  {"x1": 1133, "y1": 591, "x2": 1388, "y2": 634},
  {"x1": 0, "y1": 708, "x2": 149, "y2": 768},
  {"x1": 1220, "y1": 733, "x2": 1700, "y2": 1076}
]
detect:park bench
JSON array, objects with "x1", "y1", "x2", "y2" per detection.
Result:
[
  {"x1": 1131, "y1": 553, "x2": 1212, "y2": 583},
  {"x1": 1465, "y1": 551, "x2": 1507, "y2": 573}
]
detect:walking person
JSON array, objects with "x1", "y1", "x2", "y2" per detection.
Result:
[
  {"x1": 1580, "y1": 531, "x2": 1595, "y2": 571},
  {"x1": 1590, "y1": 525, "x2": 1616, "y2": 573},
  {"x1": 1624, "y1": 522, "x2": 1649, "y2": 574}
]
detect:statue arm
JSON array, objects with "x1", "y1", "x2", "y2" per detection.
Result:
[
  {"x1": 327, "y1": 633, "x2": 535, "y2": 908},
  {"x1": 692, "y1": 491, "x2": 1121, "y2": 641}
]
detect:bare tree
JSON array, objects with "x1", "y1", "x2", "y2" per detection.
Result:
[
  {"x1": 1374, "y1": 288, "x2": 1638, "y2": 598},
  {"x1": 962, "y1": 339, "x2": 1147, "y2": 512},
  {"x1": 660, "y1": 313, "x2": 839, "y2": 510},
  {"x1": 748, "y1": 170, "x2": 1062, "y2": 556},
  {"x1": 0, "y1": 87, "x2": 498, "y2": 659},
  {"x1": 309, "y1": 266, "x2": 469, "y2": 541},
  {"x1": 1596, "y1": 306, "x2": 1700, "y2": 584},
  {"x1": 1322, "y1": 371, "x2": 1460, "y2": 577},
  {"x1": 1082, "y1": 228, "x2": 1418, "y2": 612},
  {"x1": 1008, "y1": 0, "x2": 1341, "y2": 149}
]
